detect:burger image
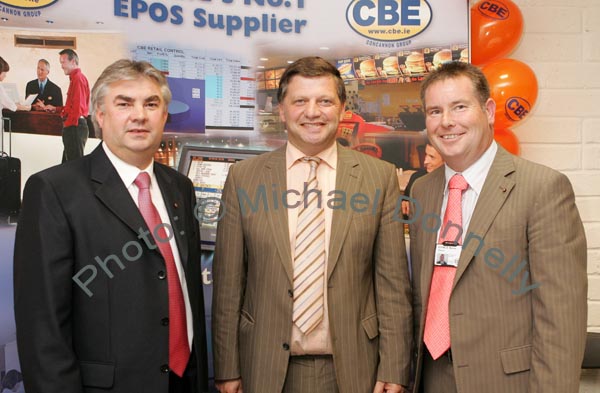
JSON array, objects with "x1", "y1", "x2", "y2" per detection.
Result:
[
  {"x1": 359, "y1": 59, "x2": 377, "y2": 78},
  {"x1": 404, "y1": 52, "x2": 426, "y2": 74},
  {"x1": 382, "y1": 56, "x2": 400, "y2": 75},
  {"x1": 459, "y1": 48, "x2": 469, "y2": 63},
  {"x1": 338, "y1": 63, "x2": 354, "y2": 78},
  {"x1": 432, "y1": 49, "x2": 453, "y2": 69}
]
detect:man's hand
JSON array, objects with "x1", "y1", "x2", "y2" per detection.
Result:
[
  {"x1": 32, "y1": 99, "x2": 45, "y2": 111},
  {"x1": 215, "y1": 378, "x2": 243, "y2": 393},
  {"x1": 373, "y1": 381, "x2": 408, "y2": 393},
  {"x1": 44, "y1": 104, "x2": 56, "y2": 113}
]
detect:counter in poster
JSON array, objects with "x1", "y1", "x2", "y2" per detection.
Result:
[{"x1": 2, "y1": 109, "x2": 63, "y2": 136}]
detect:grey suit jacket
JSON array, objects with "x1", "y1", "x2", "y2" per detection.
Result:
[
  {"x1": 14, "y1": 145, "x2": 209, "y2": 393},
  {"x1": 410, "y1": 146, "x2": 587, "y2": 393},
  {"x1": 212, "y1": 144, "x2": 412, "y2": 393}
]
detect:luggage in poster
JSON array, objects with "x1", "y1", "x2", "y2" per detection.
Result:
[{"x1": 1, "y1": 117, "x2": 21, "y2": 221}]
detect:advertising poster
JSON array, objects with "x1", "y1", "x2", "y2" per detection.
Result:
[{"x1": 0, "y1": 0, "x2": 468, "y2": 387}]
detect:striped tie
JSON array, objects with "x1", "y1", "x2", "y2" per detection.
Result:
[{"x1": 292, "y1": 157, "x2": 326, "y2": 334}]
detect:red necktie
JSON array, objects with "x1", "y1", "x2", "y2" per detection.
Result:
[
  {"x1": 424, "y1": 174, "x2": 469, "y2": 359},
  {"x1": 134, "y1": 172, "x2": 190, "y2": 377}
]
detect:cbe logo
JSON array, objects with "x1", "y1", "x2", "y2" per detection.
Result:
[
  {"x1": 346, "y1": 0, "x2": 432, "y2": 42},
  {"x1": 0, "y1": 0, "x2": 58, "y2": 8},
  {"x1": 504, "y1": 97, "x2": 531, "y2": 122},
  {"x1": 477, "y1": 0, "x2": 510, "y2": 20}
]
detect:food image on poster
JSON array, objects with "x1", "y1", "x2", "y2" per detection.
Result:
[{"x1": 404, "y1": 51, "x2": 426, "y2": 75}]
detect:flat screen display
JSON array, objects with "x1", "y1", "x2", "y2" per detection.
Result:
[{"x1": 178, "y1": 146, "x2": 267, "y2": 250}]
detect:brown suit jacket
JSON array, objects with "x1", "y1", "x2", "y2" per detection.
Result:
[
  {"x1": 212, "y1": 144, "x2": 412, "y2": 393},
  {"x1": 410, "y1": 146, "x2": 587, "y2": 392}
]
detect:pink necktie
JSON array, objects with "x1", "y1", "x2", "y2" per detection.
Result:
[
  {"x1": 292, "y1": 157, "x2": 326, "y2": 334},
  {"x1": 424, "y1": 174, "x2": 469, "y2": 359},
  {"x1": 134, "y1": 172, "x2": 190, "y2": 377}
]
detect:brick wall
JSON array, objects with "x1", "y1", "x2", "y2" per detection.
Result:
[{"x1": 476, "y1": 0, "x2": 600, "y2": 388}]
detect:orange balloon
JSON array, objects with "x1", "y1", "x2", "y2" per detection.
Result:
[
  {"x1": 494, "y1": 128, "x2": 520, "y2": 155},
  {"x1": 471, "y1": 0, "x2": 524, "y2": 65},
  {"x1": 482, "y1": 58, "x2": 538, "y2": 129}
]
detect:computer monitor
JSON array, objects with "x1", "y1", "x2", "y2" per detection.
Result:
[{"x1": 178, "y1": 146, "x2": 268, "y2": 250}]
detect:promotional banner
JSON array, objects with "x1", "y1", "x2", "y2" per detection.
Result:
[{"x1": 1, "y1": 0, "x2": 468, "y2": 388}]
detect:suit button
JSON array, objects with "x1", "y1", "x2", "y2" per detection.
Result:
[
  {"x1": 287, "y1": 289, "x2": 293, "y2": 298},
  {"x1": 282, "y1": 343, "x2": 289, "y2": 351},
  {"x1": 160, "y1": 365, "x2": 169, "y2": 373},
  {"x1": 161, "y1": 317, "x2": 169, "y2": 326},
  {"x1": 158, "y1": 270, "x2": 166, "y2": 280}
]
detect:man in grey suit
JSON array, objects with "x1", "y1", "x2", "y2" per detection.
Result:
[
  {"x1": 212, "y1": 57, "x2": 412, "y2": 393},
  {"x1": 409, "y1": 61, "x2": 587, "y2": 392},
  {"x1": 14, "y1": 59, "x2": 209, "y2": 392}
]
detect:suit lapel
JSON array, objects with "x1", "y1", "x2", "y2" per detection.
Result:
[
  {"x1": 418, "y1": 168, "x2": 445, "y2": 303},
  {"x1": 155, "y1": 164, "x2": 189, "y2": 268},
  {"x1": 91, "y1": 145, "x2": 147, "y2": 236},
  {"x1": 453, "y1": 147, "x2": 516, "y2": 286},
  {"x1": 264, "y1": 147, "x2": 294, "y2": 283},
  {"x1": 328, "y1": 146, "x2": 361, "y2": 279}
]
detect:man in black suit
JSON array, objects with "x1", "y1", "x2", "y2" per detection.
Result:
[
  {"x1": 14, "y1": 59, "x2": 209, "y2": 393},
  {"x1": 25, "y1": 58, "x2": 63, "y2": 109}
]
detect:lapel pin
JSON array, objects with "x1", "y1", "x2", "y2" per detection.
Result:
[{"x1": 173, "y1": 202, "x2": 179, "y2": 208}]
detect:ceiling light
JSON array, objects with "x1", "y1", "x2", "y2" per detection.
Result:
[{"x1": 259, "y1": 57, "x2": 269, "y2": 61}]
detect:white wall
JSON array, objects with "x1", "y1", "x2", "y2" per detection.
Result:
[{"x1": 497, "y1": 0, "x2": 600, "y2": 389}]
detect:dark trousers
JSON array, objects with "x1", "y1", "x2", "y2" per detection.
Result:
[
  {"x1": 170, "y1": 347, "x2": 199, "y2": 393},
  {"x1": 62, "y1": 118, "x2": 89, "y2": 162},
  {"x1": 282, "y1": 355, "x2": 339, "y2": 393}
]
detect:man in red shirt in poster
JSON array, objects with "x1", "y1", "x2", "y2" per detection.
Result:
[{"x1": 44, "y1": 49, "x2": 90, "y2": 162}]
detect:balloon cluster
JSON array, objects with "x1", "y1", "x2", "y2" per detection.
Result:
[{"x1": 471, "y1": 0, "x2": 537, "y2": 155}]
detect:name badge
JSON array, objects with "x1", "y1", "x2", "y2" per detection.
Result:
[{"x1": 434, "y1": 242, "x2": 461, "y2": 267}]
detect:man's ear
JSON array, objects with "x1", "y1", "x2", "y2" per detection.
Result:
[{"x1": 485, "y1": 98, "x2": 496, "y2": 126}]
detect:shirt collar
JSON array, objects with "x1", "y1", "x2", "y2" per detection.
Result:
[
  {"x1": 69, "y1": 68, "x2": 81, "y2": 80},
  {"x1": 286, "y1": 142, "x2": 337, "y2": 171},
  {"x1": 102, "y1": 143, "x2": 154, "y2": 188},
  {"x1": 443, "y1": 141, "x2": 498, "y2": 195}
]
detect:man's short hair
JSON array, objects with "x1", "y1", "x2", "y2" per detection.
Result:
[
  {"x1": 59, "y1": 49, "x2": 79, "y2": 65},
  {"x1": 90, "y1": 59, "x2": 171, "y2": 134},
  {"x1": 0, "y1": 56, "x2": 10, "y2": 73},
  {"x1": 38, "y1": 58, "x2": 50, "y2": 69},
  {"x1": 420, "y1": 61, "x2": 490, "y2": 108},
  {"x1": 277, "y1": 56, "x2": 346, "y2": 104}
]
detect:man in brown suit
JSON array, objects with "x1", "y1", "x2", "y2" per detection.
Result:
[
  {"x1": 409, "y1": 61, "x2": 587, "y2": 392},
  {"x1": 212, "y1": 57, "x2": 412, "y2": 393}
]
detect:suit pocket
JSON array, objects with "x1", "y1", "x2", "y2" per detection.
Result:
[
  {"x1": 361, "y1": 313, "x2": 379, "y2": 340},
  {"x1": 79, "y1": 361, "x2": 115, "y2": 388},
  {"x1": 499, "y1": 344, "x2": 532, "y2": 374},
  {"x1": 240, "y1": 309, "x2": 255, "y2": 330}
]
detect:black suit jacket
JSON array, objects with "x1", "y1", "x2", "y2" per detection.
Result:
[
  {"x1": 25, "y1": 78, "x2": 63, "y2": 106},
  {"x1": 14, "y1": 145, "x2": 209, "y2": 393}
]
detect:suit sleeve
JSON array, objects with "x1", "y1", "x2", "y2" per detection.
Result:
[
  {"x1": 527, "y1": 171, "x2": 587, "y2": 392},
  {"x1": 375, "y1": 164, "x2": 413, "y2": 385},
  {"x1": 212, "y1": 164, "x2": 245, "y2": 380},
  {"x1": 14, "y1": 174, "x2": 84, "y2": 393}
]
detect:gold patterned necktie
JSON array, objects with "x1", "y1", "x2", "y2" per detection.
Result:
[{"x1": 292, "y1": 157, "x2": 326, "y2": 334}]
